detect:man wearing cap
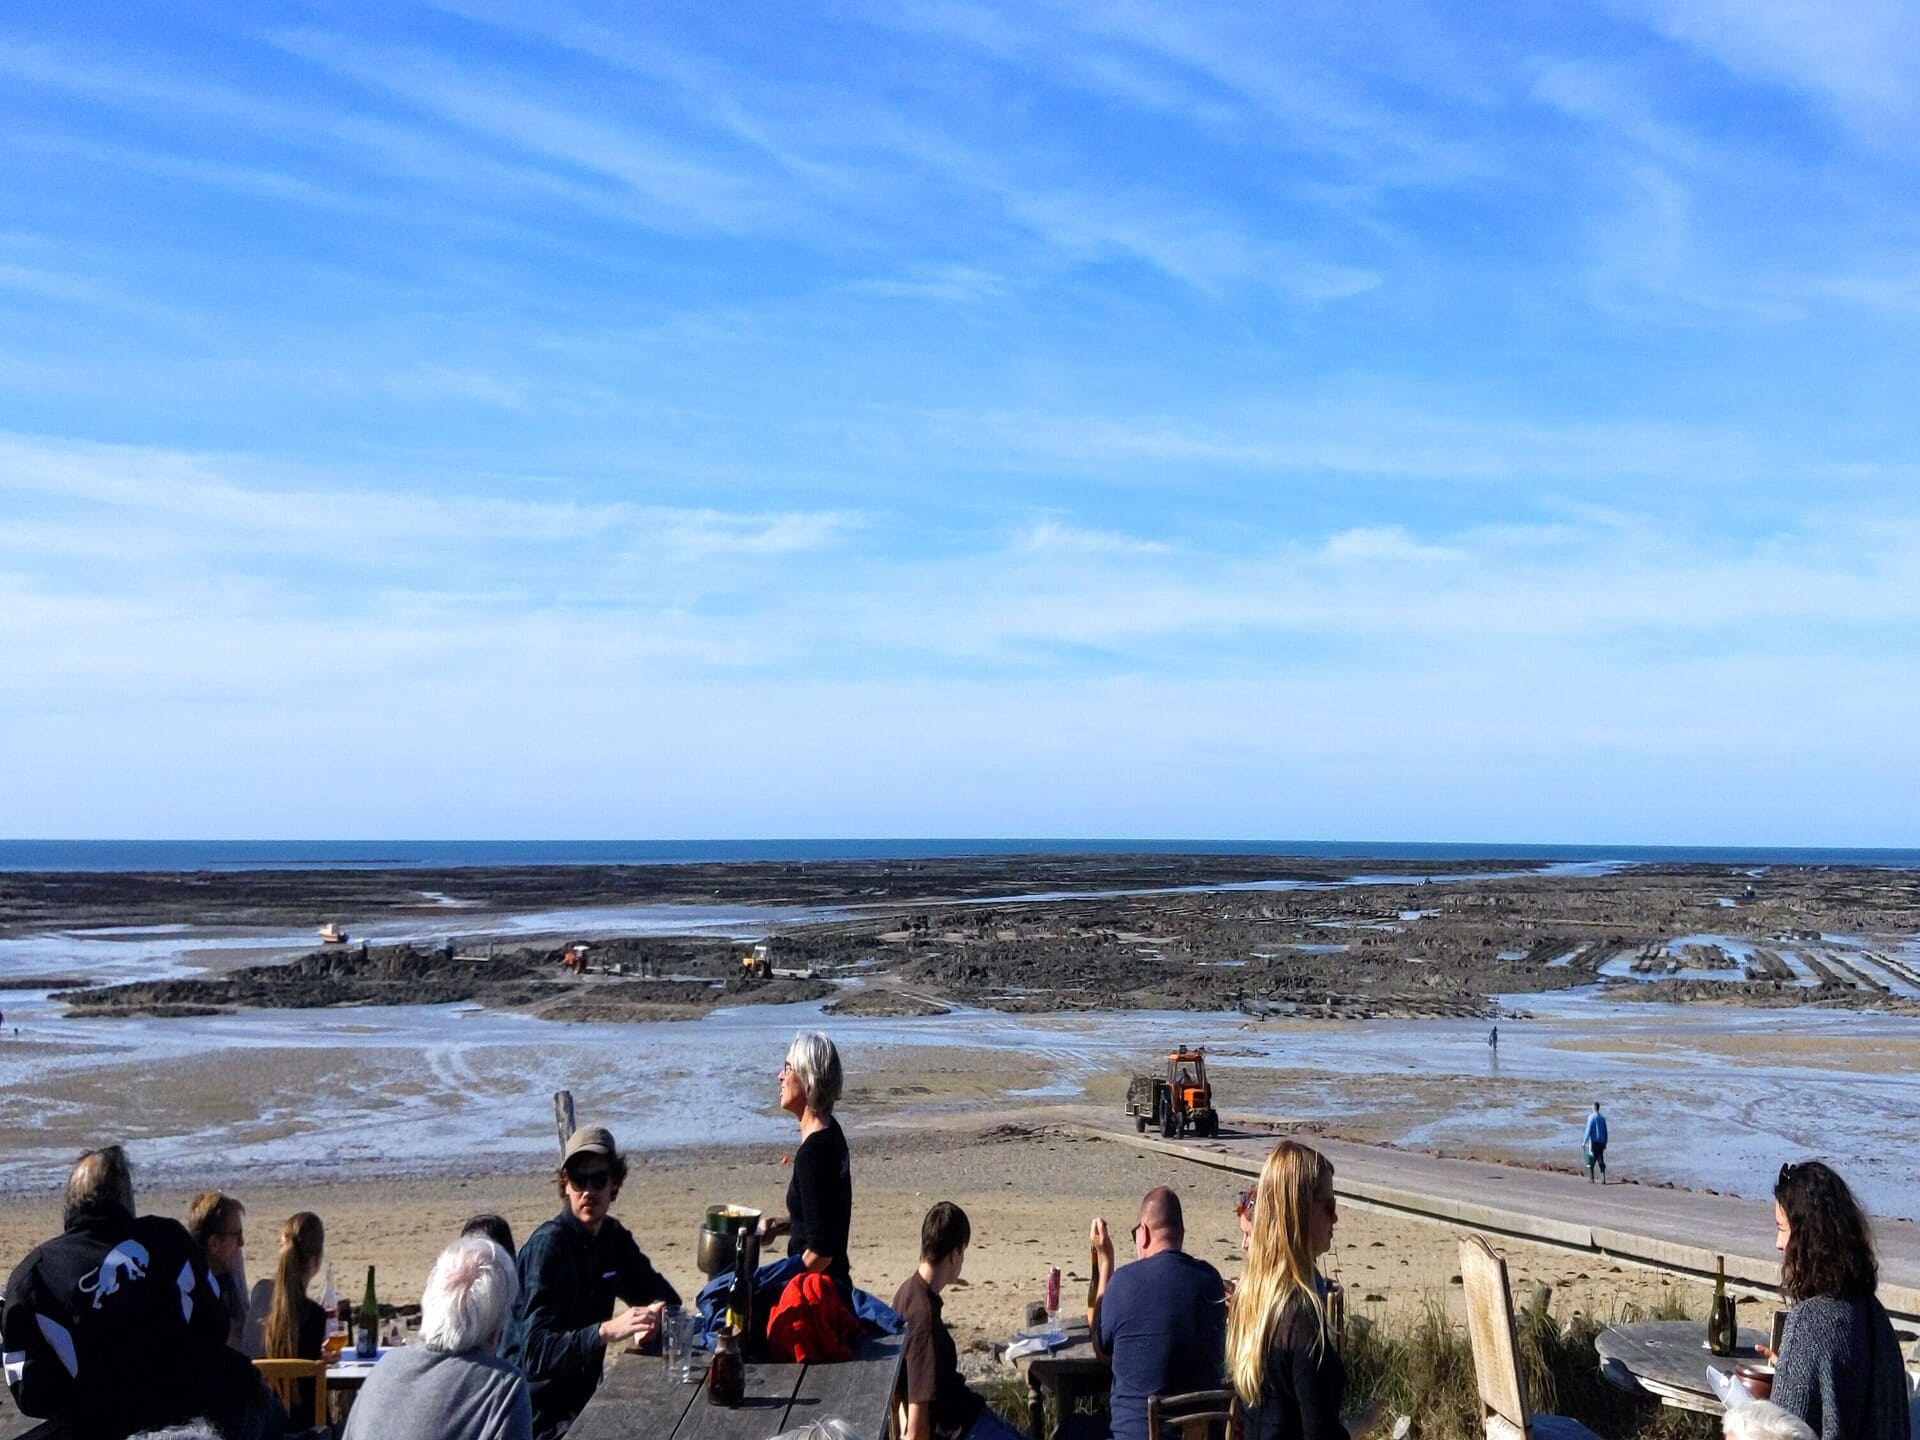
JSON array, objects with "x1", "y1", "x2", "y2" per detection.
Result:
[{"x1": 504, "y1": 1125, "x2": 681, "y2": 1439}]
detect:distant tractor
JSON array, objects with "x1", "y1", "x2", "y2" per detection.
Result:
[
  {"x1": 741, "y1": 944, "x2": 773, "y2": 980},
  {"x1": 1126, "y1": 1047, "x2": 1218, "y2": 1138}
]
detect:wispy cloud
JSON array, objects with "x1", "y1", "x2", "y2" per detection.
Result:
[{"x1": 1618, "y1": 0, "x2": 1920, "y2": 140}]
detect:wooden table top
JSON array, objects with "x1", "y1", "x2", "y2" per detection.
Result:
[
  {"x1": 569, "y1": 1336, "x2": 903, "y2": 1440},
  {"x1": 1009, "y1": 1321, "x2": 1108, "y2": 1382},
  {"x1": 1596, "y1": 1320, "x2": 1770, "y2": 1414}
]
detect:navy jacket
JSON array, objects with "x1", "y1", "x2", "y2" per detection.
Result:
[{"x1": 502, "y1": 1209, "x2": 679, "y2": 1440}]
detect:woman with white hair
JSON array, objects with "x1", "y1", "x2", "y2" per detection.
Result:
[
  {"x1": 758, "y1": 1031, "x2": 854, "y2": 1296},
  {"x1": 342, "y1": 1236, "x2": 532, "y2": 1440}
]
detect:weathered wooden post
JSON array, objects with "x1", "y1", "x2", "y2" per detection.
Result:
[{"x1": 554, "y1": 1090, "x2": 576, "y2": 1158}]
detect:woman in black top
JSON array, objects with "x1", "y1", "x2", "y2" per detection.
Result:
[
  {"x1": 262, "y1": 1211, "x2": 328, "y2": 1419},
  {"x1": 759, "y1": 1031, "x2": 853, "y2": 1295},
  {"x1": 1227, "y1": 1142, "x2": 1383, "y2": 1440},
  {"x1": 1765, "y1": 1161, "x2": 1908, "y2": 1440}
]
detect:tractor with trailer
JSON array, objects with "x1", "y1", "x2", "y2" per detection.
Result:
[{"x1": 1125, "y1": 1047, "x2": 1218, "y2": 1138}]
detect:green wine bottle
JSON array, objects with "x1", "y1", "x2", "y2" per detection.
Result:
[
  {"x1": 356, "y1": 1264, "x2": 379, "y2": 1358},
  {"x1": 1708, "y1": 1255, "x2": 1730, "y2": 1356}
]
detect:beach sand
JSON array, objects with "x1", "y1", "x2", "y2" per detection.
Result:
[{"x1": 0, "y1": 1121, "x2": 1708, "y2": 1370}]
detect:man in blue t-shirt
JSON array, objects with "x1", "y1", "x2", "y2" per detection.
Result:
[
  {"x1": 1583, "y1": 1103, "x2": 1609, "y2": 1184},
  {"x1": 1087, "y1": 1187, "x2": 1226, "y2": 1440}
]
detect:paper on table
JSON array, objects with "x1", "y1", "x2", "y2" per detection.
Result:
[
  {"x1": 1707, "y1": 1368, "x2": 1749, "y2": 1410},
  {"x1": 1006, "y1": 1333, "x2": 1069, "y2": 1361}
]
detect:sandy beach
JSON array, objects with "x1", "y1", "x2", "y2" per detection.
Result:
[{"x1": 0, "y1": 1121, "x2": 1709, "y2": 1373}]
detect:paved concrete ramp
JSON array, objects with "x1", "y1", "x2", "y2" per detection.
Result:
[{"x1": 1086, "y1": 1123, "x2": 1920, "y2": 1324}]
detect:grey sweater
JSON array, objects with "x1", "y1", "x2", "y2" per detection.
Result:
[
  {"x1": 340, "y1": 1343, "x2": 532, "y2": 1440},
  {"x1": 1771, "y1": 1295, "x2": 1911, "y2": 1440}
]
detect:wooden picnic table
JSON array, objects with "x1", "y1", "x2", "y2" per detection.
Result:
[
  {"x1": 1595, "y1": 1320, "x2": 1770, "y2": 1415},
  {"x1": 568, "y1": 1335, "x2": 903, "y2": 1440},
  {"x1": 1008, "y1": 1320, "x2": 1108, "y2": 1440}
]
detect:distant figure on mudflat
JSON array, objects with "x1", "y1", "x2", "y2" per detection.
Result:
[
  {"x1": 1584, "y1": 1104, "x2": 1609, "y2": 1184},
  {"x1": 1487, "y1": 1024, "x2": 1498, "y2": 1050}
]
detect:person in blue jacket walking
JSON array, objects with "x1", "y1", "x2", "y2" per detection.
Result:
[{"x1": 1583, "y1": 1104, "x2": 1609, "y2": 1184}]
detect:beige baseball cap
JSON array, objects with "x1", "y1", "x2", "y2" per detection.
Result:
[{"x1": 561, "y1": 1124, "x2": 617, "y2": 1165}]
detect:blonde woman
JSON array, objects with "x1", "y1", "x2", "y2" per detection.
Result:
[
  {"x1": 260, "y1": 1212, "x2": 328, "y2": 1420},
  {"x1": 1226, "y1": 1143, "x2": 1381, "y2": 1440}
]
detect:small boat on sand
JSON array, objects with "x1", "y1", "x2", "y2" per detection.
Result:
[{"x1": 318, "y1": 923, "x2": 348, "y2": 944}]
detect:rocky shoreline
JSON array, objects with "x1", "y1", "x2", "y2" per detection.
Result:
[{"x1": 24, "y1": 855, "x2": 1920, "y2": 1022}]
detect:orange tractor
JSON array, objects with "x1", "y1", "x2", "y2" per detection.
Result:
[{"x1": 1125, "y1": 1047, "x2": 1218, "y2": 1138}]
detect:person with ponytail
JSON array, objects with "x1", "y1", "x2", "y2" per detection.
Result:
[
  {"x1": 249, "y1": 1212, "x2": 328, "y2": 1421},
  {"x1": 1226, "y1": 1143, "x2": 1383, "y2": 1440}
]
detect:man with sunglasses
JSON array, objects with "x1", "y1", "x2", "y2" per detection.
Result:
[
  {"x1": 504, "y1": 1125, "x2": 681, "y2": 1440},
  {"x1": 1086, "y1": 1187, "x2": 1226, "y2": 1440}
]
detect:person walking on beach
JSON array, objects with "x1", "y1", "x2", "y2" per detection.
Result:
[
  {"x1": 1584, "y1": 1104, "x2": 1608, "y2": 1184},
  {"x1": 1487, "y1": 1024, "x2": 1498, "y2": 1051}
]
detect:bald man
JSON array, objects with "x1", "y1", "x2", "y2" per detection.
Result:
[{"x1": 1088, "y1": 1187, "x2": 1226, "y2": 1440}]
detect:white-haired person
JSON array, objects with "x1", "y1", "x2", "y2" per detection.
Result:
[
  {"x1": 343, "y1": 1236, "x2": 533, "y2": 1440},
  {"x1": 1725, "y1": 1403, "x2": 1820, "y2": 1440},
  {"x1": 758, "y1": 1031, "x2": 855, "y2": 1297}
]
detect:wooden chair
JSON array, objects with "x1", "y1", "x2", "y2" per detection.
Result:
[
  {"x1": 253, "y1": 1356, "x2": 330, "y2": 1430},
  {"x1": 1458, "y1": 1237, "x2": 1599, "y2": 1440},
  {"x1": 1146, "y1": 1388, "x2": 1235, "y2": 1440}
]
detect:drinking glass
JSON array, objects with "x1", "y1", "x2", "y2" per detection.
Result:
[{"x1": 665, "y1": 1308, "x2": 698, "y2": 1383}]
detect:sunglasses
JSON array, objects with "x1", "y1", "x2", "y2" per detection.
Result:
[
  {"x1": 1235, "y1": 1190, "x2": 1256, "y2": 1218},
  {"x1": 569, "y1": 1168, "x2": 614, "y2": 1192}
]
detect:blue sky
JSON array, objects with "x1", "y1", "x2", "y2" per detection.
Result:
[{"x1": 2, "y1": 1, "x2": 1918, "y2": 842}]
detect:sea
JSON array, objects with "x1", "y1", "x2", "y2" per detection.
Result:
[{"x1": 3, "y1": 838, "x2": 1920, "y2": 871}]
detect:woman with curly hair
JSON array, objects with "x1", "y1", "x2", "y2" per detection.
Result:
[
  {"x1": 1767, "y1": 1162, "x2": 1909, "y2": 1440},
  {"x1": 1226, "y1": 1142, "x2": 1384, "y2": 1440}
]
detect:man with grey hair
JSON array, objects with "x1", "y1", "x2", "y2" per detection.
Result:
[
  {"x1": 343, "y1": 1236, "x2": 531, "y2": 1440},
  {"x1": 3, "y1": 1146, "x2": 282, "y2": 1440}
]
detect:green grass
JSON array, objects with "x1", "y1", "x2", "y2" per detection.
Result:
[
  {"x1": 979, "y1": 1284, "x2": 1716, "y2": 1440},
  {"x1": 1341, "y1": 1287, "x2": 1715, "y2": 1440}
]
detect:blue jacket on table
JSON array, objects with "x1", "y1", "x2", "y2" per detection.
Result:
[{"x1": 502, "y1": 1208, "x2": 680, "y2": 1440}]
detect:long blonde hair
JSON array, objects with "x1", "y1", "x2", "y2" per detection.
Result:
[
  {"x1": 1226, "y1": 1141, "x2": 1334, "y2": 1406},
  {"x1": 265, "y1": 1212, "x2": 325, "y2": 1359}
]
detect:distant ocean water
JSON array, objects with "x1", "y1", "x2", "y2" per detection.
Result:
[{"x1": 2, "y1": 838, "x2": 1918, "y2": 872}]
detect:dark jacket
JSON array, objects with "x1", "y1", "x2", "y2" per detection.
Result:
[
  {"x1": 2, "y1": 1206, "x2": 270, "y2": 1440},
  {"x1": 502, "y1": 1209, "x2": 680, "y2": 1440},
  {"x1": 1240, "y1": 1292, "x2": 1348, "y2": 1440}
]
